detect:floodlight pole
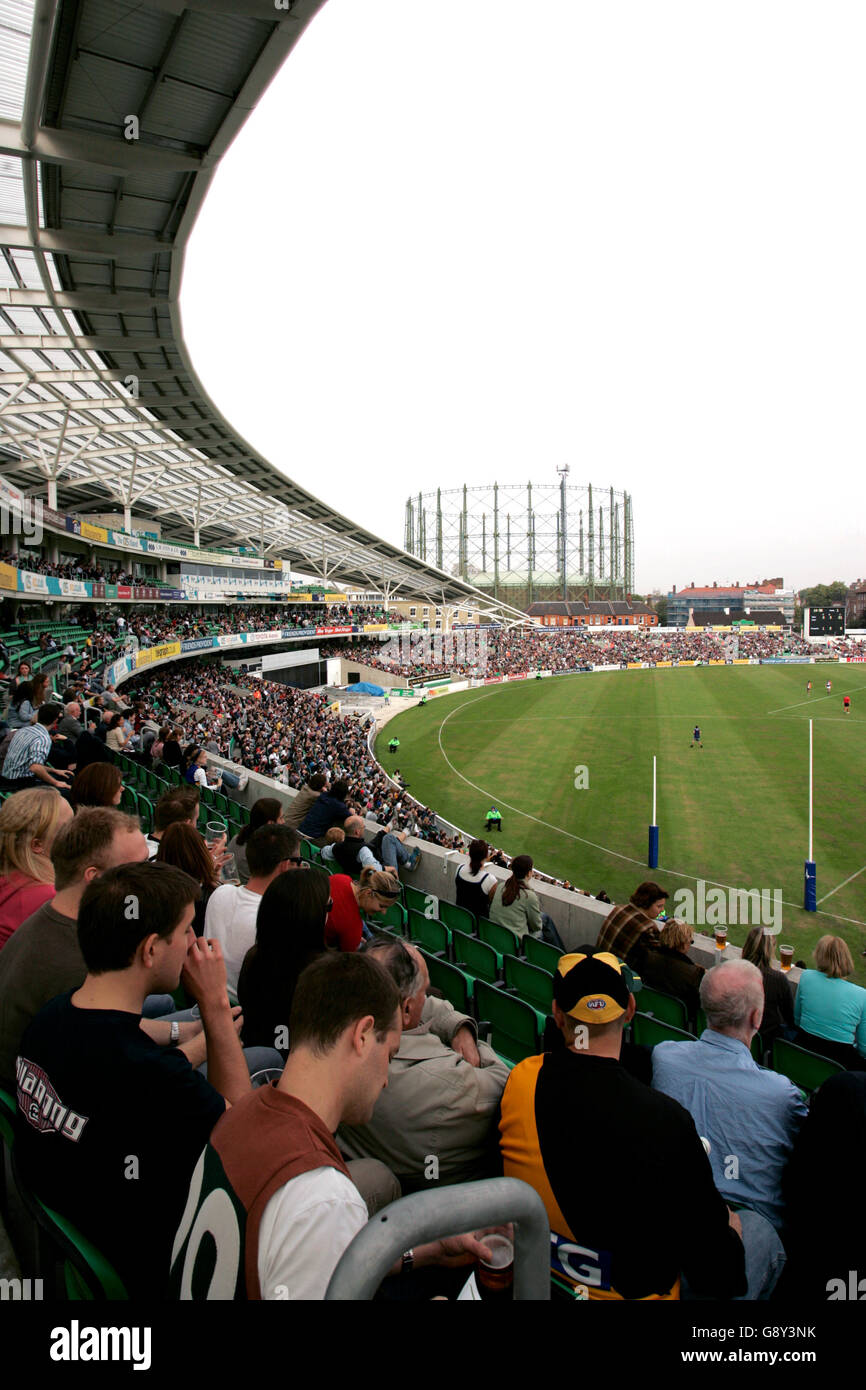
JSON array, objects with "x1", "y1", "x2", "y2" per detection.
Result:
[
  {"x1": 648, "y1": 754, "x2": 659, "y2": 869},
  {"x1": 804, "y1": 719, "x2": 816, "y2": 910}
]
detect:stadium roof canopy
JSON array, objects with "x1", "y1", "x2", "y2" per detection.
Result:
[{"x1": 0, "y1": 0, "x2": 527, "y2": 620}]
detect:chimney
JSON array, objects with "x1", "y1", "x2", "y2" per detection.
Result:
[{"x1": 713, "y1": 580, "x2": 717, "y2": 589}]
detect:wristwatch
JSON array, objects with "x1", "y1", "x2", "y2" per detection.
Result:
[
  {"x1": 168, "y1": 1021, "x2": 180, "y2": 1047},
  {"x1": 401, "y1": 1249, "x2": 414, "y2": 1275}
]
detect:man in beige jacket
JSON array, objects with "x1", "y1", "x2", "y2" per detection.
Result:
[
  {"x1": 338, "y1": 937, "x2": 510, "y2": 1192},
  {"x1": 282, "y1": 772, "x2": 327, "y2": 829}
]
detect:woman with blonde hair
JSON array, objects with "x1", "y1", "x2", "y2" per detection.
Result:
[
  {"x1": 742, "y1": 926, "x2": 795, "y2": 1046},
  {"x1": 0, "y1": 787, "x2": 73, "y2": 949},
  {"x1": 325, "y1": 865, "x2": 401, "y2": 952},
  {"x1": 793, "y1": 935, "x2": 866, "y2": 1070},
  {"x1": 635, "y1": 917, "x2": 705, "y2": 1025}
]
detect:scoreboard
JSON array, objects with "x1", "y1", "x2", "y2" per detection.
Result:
[{"x1": 805, "y1": 607, "x2": 845, "y2": 637}]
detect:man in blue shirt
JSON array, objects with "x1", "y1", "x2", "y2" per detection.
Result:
[
  {"x1": 652, "y1": 959, "x2": 807, "y2": 1241},
  {"x1": 1, "y1": 703, "x2": 72, "y2": 792}
]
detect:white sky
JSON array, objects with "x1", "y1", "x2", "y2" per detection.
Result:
[{"x1": 181, "y1": 0, "x2": 866, "y2": 596}]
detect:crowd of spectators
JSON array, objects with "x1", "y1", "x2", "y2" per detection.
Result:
[
  {"x1": 0, "y1": 692, "x2": 863, "y2": 1303},
  {"x1": 320, "y1": 625, "x2": 834, "y2": 679},
  {"x1": 6, "y1": 594, "x2": 866, "y2": 691},
  {"x1": 128, "y1": 662, "x2": 462, "y2": 853},
  {"x1": 1, "y1": 551, "x2": 137, "y2": 585}
]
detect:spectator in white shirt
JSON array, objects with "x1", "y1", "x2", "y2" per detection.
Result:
[
  {"x1": 203, "y1": 824, "x2": 304, "y2": 995},
  {"x1": 455, "y1": 839, "x2": 498, "y2": 921}
]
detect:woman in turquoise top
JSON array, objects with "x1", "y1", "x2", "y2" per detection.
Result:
[{"x1": 794, "y1": 935, "x2": 866, "y2": 1071}]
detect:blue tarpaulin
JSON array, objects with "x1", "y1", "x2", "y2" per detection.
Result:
[{"x1": 351, "y1": 681, "x2": 385, "y2": 695}]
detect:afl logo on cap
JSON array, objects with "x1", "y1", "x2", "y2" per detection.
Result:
[{"x1": 586, "y1": 997, "x2": 606, "y2": 1010}]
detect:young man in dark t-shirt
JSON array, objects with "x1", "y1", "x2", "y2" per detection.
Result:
[
  {"x1": 14, "y1": 860, "x2": 251, "y2": 1297},
  {"x1": 499, "y1": 950, "x2": 747, "y2": 1300},
  {"x1": 171, "y1": 953, "x2": 491, "y2": 1300}
]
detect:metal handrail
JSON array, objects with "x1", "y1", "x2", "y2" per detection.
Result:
[{"x1": 325, "y1": 1177, "x2": 550, "y2": 1301}]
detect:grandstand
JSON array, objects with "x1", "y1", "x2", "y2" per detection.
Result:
[{"x1": 0, "y1": 1, "x2": 863, "y2": 1322}]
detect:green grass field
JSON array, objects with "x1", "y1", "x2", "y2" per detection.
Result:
[{"x1": 377, "y1": 666, "x2": 866, "y2": 979}]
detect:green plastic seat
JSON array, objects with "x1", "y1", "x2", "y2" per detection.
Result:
[
  {"x1": 503, "y1": 954, "x2": 554, "y2": 1014},
  {"x1": 240, "y1": 804, "x2": 251, "y2": 826},
  {"x1": 634, "y1": 984, "x2": 690, "y2": 1031},
  {"x1": 474, "y1": 980, "x2": 540, "y2": 1065},
  {"x1": 136, "y1": 794, "x2": 155, "y2": 835},
  {"x1": 631, "y1": 1014, "x2": 697, "y2": 1048},
  {"x1": 123, "y1": 759, "x2": 144, "y2": 789},
  {"x1": 120, "y1": 785, "x2": 138, "y2": 816},
  {"x1": 11, "y1": 1150, "x2": 129, "y2": 1301},
  {"x1": 479, "y1": 918, "x2": 520, "y2": 959},
  {"x1": 524, "y1": 935, "x2": 564, "y2": 972},
  {"x1": 378, "y1": 901, "x2": 407, "y2": 935},
  {"x1": 403, "y1": 884, "x2": 436, "y2": 918},
  {"x1": 452, "y1": 929, "x2": 500, "y2": 984},
  {"x1": 421, "y1": 951, "x2": 473, "y2": 1014},
  {"x1": 438, "y1": 900, "x2": 477, "y2": 936},
  {"x1": 200, "y1": 785, "x2": 216, "y2": 807},
  {"x1": 770, "y1": 1037, "x2": 846, "y2": 1094},
  {"x1": 407, "y1": 910, "x2": 449, "y2": 956}
]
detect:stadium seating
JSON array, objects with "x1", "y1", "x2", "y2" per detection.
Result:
[
  {"x1": 420, "y1": 952, "x2": 473, "y2": 1015},
  {"x1": 11, "y1": 1149, "x2": 128, "y2": 1301},
  {"x1": 437, "y1": 900, "x2": 477, "y2": 936},
  {"x1": 403, "y1": 884, "x2": 433, "y2": 917},
  {"x1": 474, "y1": 981, "x2": 541, "y2": 1065},
  {"x1": 634, "y1": 984, "x2": 690, "y2": 1032},
  {"x1": 479, "y1": 918, "x2": 520, "y2": 959},
  {"x1": 377, "y1": 901, "x2": 408, "y2": 935},
  {"x1": 135, "y1": 794, "x2": 155, "y2": 835},
  {"x1": 451, "y1": 929, "x2": 501, "y2": 985},
  {"x1": 407, "y1": 911, "x2": 449, "y2": 957},
  {"x1": 769, "y1": 1037, "x2": 846, "y2": 1094},
  {"x1": 503, "y1": 954, "x2": 554, "y2": 1015},
  {"x1": 524, "y1": 935, "x2": 564, "y2": 972},
  {"x1": 631, "y1": 1014, "x2": 698, "y2": 1048}
]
